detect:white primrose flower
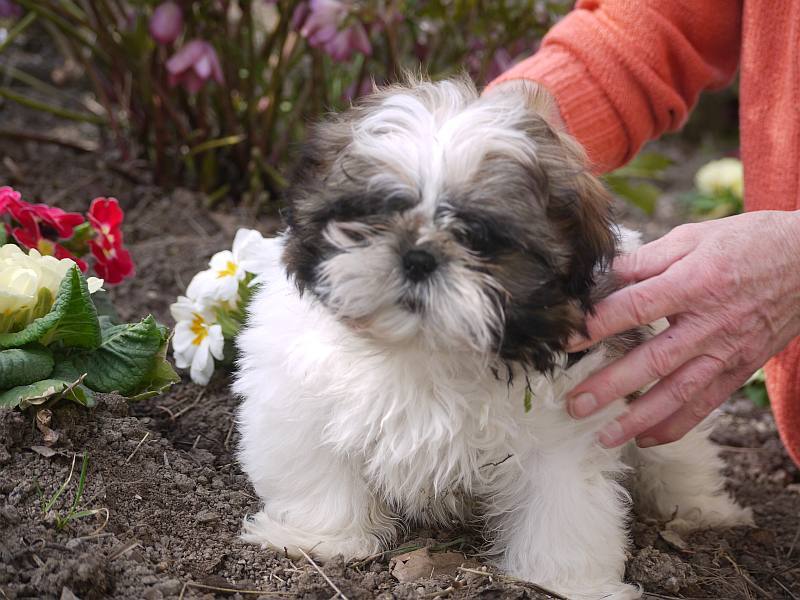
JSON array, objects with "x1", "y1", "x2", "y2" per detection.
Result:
[
  {"x1": 236, "y1": 229, "x2": 283, "y2": 287},
  {"x1": 170, "y1": 295, "x2": 224, "y2": 385},
  {"x1": 186, "y1": 229, "x2": 268, "y2": 303},
  {"x1": 695, "y1": 157, "x2": 744, "y2": 199},
  {"x1": 87, "y1": 277, "x2": 105, "y2": 293}
]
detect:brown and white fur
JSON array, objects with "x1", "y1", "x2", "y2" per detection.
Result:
[{"x1": 234, "y1": 77, "x2": 751, "y2": 599}]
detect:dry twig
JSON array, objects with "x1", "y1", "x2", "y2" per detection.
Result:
[
  {"x1": 177, "y1": 581, "x2": 293, "y2": 598},
  {"x1": 297, "y1": 546, "x2": 350, "y2": 600},
  {"x1": 125, "y1": 432, "x2": 150, "y2": 463},
  {"x1": 457, "y1": 566, "x2": 568, "y2": 600}
]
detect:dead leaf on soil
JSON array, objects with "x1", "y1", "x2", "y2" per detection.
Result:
[
  {"x1": 390, "y1": 548, "x2": 472, "y2": 582},
  {"x1": 660, "y1": 529, "x2": 690, "y2": 552},
  {"x1": 30, "y1": 445, "x2": 59, "y2": 458},
  {"x1": 60, "y1": 586, "x2": 80, "y2": 600},
  {"x1": 35, "y1": 409, "x2": 60, "y2": 446}
]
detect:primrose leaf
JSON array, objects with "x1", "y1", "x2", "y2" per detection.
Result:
[
  {"x1": 0, "y1": 378, "x2": 64, "y2": 409},
  {"x1": 0, "y1": 345, "x2": 54, "y2": 389},
  {"x1": 72, "y1": 316, "x2": 178, "y2": 398}
]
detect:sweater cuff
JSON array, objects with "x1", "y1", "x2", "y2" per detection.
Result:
[{"x1": 486, "y1": 44, "x2": 629, "y2": 174}]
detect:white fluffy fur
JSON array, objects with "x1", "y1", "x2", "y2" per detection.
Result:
[
  {"x1": 234, "y1": 232, "x2": 751, "y2": 600},
  {"x1": 234, "y1": 80, "x2": 750, "y2": 599}
]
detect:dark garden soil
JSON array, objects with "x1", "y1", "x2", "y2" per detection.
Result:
[{"x1": 2, "y1": 39, "x2": 800, "y2": 600}]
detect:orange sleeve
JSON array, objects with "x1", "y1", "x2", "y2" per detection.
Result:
[{"x1": 487, "y1": 0, "x2": 743, "y2": 173}]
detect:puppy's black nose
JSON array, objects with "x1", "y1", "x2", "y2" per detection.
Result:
[{"x1": 402, "y1": 249, "x2": 437, "y2": 282}]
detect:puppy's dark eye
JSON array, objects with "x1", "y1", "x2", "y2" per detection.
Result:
[
  {"x1": 456, "y1": 217, "x2": 510, "y2": 254},
  {"x1": 460, "y1": 219, "x2": 490, "y2": 251}
]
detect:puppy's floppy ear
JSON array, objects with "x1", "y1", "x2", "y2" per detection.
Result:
[
  {"x1": 282, "y1": 119, "x2": 353, "y2": 291},
  {"x1": 548, "y1": 165, "x2": 617, "y2": 311},
  {"x1": 487, "y1": 79, "x2": 617, "y2": 310}
]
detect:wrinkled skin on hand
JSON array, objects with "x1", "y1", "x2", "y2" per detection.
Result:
[{"x1": 566, "y1": 210, "x2": 800, "y2": 448}]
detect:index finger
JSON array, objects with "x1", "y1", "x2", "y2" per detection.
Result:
[
  {"x1": 566, "y1": 276, "x2": 684, "y2": 352},
  {"x1": 614, "y1": 228, "x2": 695, "y2": 284}
]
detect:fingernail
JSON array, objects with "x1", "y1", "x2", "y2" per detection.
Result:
[
  {"x1": 636, "y1": 437, "x2": 658, "y2": 448},
  {"x1": 598, "y1": 421, "x2": 624, "y2": 448},
  {"x1": 569, "y1": 393, "x2": 597, "y2": 418}
]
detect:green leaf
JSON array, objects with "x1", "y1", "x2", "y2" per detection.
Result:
[
  {"x1": 0, "y1": 266, "x2": 101, "y2": 350},
  {"x1": 524, "y1": 387, "x2": 533, "y2": 413},
  {"x1": 92, "y1": 291, "x2": 121, "y2": 324},
  {"x1": 213, "y1": 306, "x2": 244, "y2": 339},
  {"x1": 125, "y1": 336, "x2": 180, "y2": 402},
  {"x1": 744, "y1": 384, "x2": 770, "y2": 408},
  {"x1": 0, "y1": 345, "x2": 54, "y2": 388},
  {"x1": 0, "y1": 227, "x2": 7, "y2": 245},
  {"x1": 605, "y1": 176, "x2": 660, "y2": 215},
  {"x1": 60, "y1": 222, "x2": 94, "y2": 257},
  {"x1": 72, "y1": 316, "x2": 177, "y2": 398},
  {"x1": 0, "y1": 378, "x2": 68, "y2": 409},
  {"x1": 51, "y1": 358, "x2": 95, "y2": 408},
  {"x1": 613, "y1": 152, "x2": 672, "y2": 179}
]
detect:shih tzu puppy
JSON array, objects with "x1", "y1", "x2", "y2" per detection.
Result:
[{"x1": 234, "y1": 76, "x2": 751, "y2": 599}]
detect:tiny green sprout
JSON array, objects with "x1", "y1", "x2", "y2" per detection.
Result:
[{"x1": 40, "y1": 451, "x2": 99, "y2": 531}]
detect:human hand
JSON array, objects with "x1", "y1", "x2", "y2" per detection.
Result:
[{"x1": 566, "y1": 210, "x2": 800, "y2": 448}]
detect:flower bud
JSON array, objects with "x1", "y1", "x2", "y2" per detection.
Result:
[{"x1": 149, "y1": 2, "x2": 183, "y2": 45}]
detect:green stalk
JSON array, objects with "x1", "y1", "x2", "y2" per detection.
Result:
[
  {"x1": 0, "y1": 87, "x2": 107, "y2": 125},
  {"x1": 189, "y1": 134, "x2": 247, "y2": 156},
  {"x1": 0, "y1": 12, "x2": 37, "y2": 55},
  {"x1": 2, "y1": 65, "x2": 75, "y2": 102}
]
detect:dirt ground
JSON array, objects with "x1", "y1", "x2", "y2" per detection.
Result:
[{"x1": 2, "y1": 34, "x2": 800, "y2": 600}]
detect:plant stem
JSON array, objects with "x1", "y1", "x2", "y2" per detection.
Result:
[
  {"x1": 0, "y1": 12, "x2": 37, "y2": 54},
  {"x1": 0, "y1": 87, "x2": 107, "y2": 125},
  {"x1": 2, "y1": 65, "x2": 77, "y2": 104}
]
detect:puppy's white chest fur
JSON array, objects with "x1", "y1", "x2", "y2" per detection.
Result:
[{"x1": 234, "y1": 236, "x2": 749, "y2": 600}]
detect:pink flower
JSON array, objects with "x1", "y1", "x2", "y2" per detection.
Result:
[
  {"x1": 166, "y1": 40, "x2": 224, "y2": 93},
  {"x1": 149, "y1": 2, "x2": 183, "y2": 45},
  {"x1": 0, "y1": 186, "x2": 21, "y2": 213},
  {"x1": 0, "y1": 0, "x2": 22, "y2": 19},
  {"x1": 300, "y1": 0, "x2": 372, "y2": 63},
  {"x1": 87, "y1": 197, "x2": 135, "y2": 285},
  {"x1": 0, "y1": 187, "x2": 85, "y2": 239}
]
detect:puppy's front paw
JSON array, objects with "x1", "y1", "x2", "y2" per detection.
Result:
[
  {"x1": 242, "y1": 510, "x2": 383, "y2": 561},
  {"x1": 666, "y1": 499, "x2": 754, "y2": 535}
]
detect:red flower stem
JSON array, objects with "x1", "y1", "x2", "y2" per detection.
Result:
[
  {"x1": 261, "y1": 7, "x2": 294, "y2": 156},
  {"x1": 385, "y1": 21, "x2": 400, "y2": 80},
  {"x1": 62, "y1": 34, "x2": 125, "y2": 155},
  {"x1": 242, "y1": 0, "x2": 258, "y2": 152}
]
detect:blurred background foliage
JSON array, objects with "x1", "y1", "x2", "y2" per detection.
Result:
[
  {"x1": 0, "y1": 0, "x2": 573, "y2": 207},
  {"x1": 0, "y1": 1, "x2": 743, "y2": 215}
]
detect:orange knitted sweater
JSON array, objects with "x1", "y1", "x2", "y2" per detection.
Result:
[{"x1": 490, "y1": 0, "x2": 800, "y2": 465}]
